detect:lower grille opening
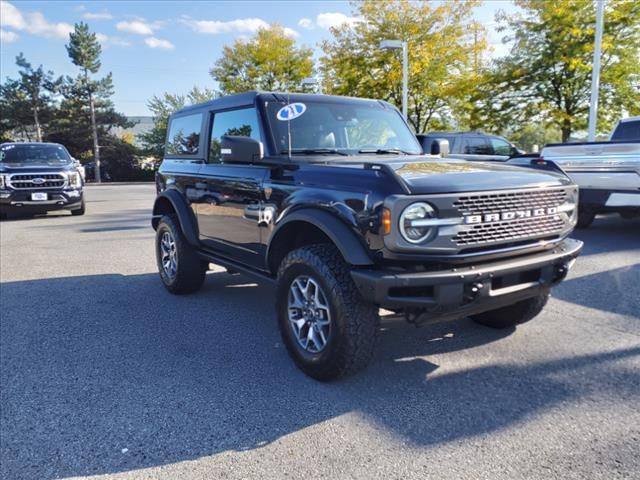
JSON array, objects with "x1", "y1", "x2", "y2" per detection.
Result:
[
  {"x1": 492, "y1": 268, "x2": 541, "y2": 290},
  {"x1": 389, "y1": 286, "x2": 434, "y2": 298}
]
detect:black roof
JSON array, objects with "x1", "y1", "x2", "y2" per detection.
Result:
[{"x1": 172, "y1": 91, "x2": 392, "y2": 117}]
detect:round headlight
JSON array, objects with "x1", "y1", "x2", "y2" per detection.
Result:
[{"x1": 399, "y1": 202, "x2": 436, "y2": 244}]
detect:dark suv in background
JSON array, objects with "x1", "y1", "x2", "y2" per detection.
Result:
[
  {"x1": 0, "y1": 142, "x2": 85, "y2": 219},
  {"x1": 417, "y1": 131, "x2": 523, "y2": 162}
]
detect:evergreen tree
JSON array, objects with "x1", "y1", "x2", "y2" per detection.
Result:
[{"x1": 65, "y1": 22, "x2": 106, "y2": 182}]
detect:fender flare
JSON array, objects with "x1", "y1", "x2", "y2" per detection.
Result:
[
  {"x1": 267, "y1": 208, "x2": 374, "y2": 268},
  {"x1": 152, "y1": 189, "x2": 199, "y2": 246}
]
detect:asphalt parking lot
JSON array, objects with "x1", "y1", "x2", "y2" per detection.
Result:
[{"x1": 1, "y1": 184, "x2": 639, "y2": 480}]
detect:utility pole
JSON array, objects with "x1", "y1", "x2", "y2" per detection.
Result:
[{"x1": 587, "y1": 0, "x2": 605, "y2": 142}]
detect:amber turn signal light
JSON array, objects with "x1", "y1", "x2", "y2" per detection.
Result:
[{"x1": 382, "y1": 208, "x2": 392, "y2": 235}]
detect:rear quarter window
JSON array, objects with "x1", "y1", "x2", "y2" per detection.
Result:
[
  {"x1": 611, "y1": 120, "x2": 640, "y2": 141},
  {"x1": 166, "y1": 113, "x2": 203, "y2": 156}
]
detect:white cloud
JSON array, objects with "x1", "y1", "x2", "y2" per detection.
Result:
[
  {"x1": 298, "y1": 18, "x2": 313, "y2": 29},
  {"x1": 316, "y1": 12, "x2": 362, "y2": 30},
  {"x1": 181, "y1": 17, "x2": 269, "y2": 34},
  {"x1": 0, "y1": 28, "x2": 18, "y2": 43},
  {"x1": 95, "y1": 32, "x2": 132, "y2": 47},
  {"x1": 116, "y1": 20, "x2": 155, "y2": 36},
  {"x1": 0, "y1": 1, "x2": 73, "y2": 39},
  {"x1": 83, "y1": 11, "x2": 113, "y2": 21},
  {"x1": 144, "y1": 36, "x2": 174, "y2": 50},
  {"x1": 283, "y1": 27, "x2": 299, "y2": 38}
]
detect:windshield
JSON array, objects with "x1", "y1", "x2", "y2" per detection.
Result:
[
  {"x1": 264, "y1": 99, "x2": 423, "y2": 156},
  {"x1": 0, "y1": 144, "x2": 72, "y2": 164}
]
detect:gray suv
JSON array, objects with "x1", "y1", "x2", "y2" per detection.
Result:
[{"x1": 418, "y1": 132, "x2": 523, "y2": 162}]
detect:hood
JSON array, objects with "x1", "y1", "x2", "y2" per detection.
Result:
[
  {"x1": 389, "y1": 158, "x2": 572, "y2": 194},
  {"x1": 0, "y1": 162, "x2": 75, "y2": 174}
]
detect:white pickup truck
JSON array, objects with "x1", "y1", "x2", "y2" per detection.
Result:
[{"x1": 522, "y1": 118, "x2": 640, "y2": 228}]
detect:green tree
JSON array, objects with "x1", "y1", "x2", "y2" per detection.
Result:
[
  {"x1": 0, "y1": 54, "x2": 61, "y2": 141},
  {"x1": 139, "y1": 86, "x2": 216, "y2": 160},
  {"x1": 0, "y1": 80, "x2": 33, "y2": 142},
  {"x1": 488, "y1": 0, "x2": 640, "y2": 142},
  {"x1": 211, "y1": 24, "x2": 314, "y2": 94},
  {"x1": 65, "y1": 22, "x2": 107, "y2": 181},
  {"x1": 320, "y1": 0, "x2": 487, "y2": 133}
]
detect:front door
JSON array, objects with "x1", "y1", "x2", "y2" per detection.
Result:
[{"x1": 196, "y1": 106, "x2": 268, "y2": 268}]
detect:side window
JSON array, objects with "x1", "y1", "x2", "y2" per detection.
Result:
[
  {"x1": 490, "y1": 137, "x2": 512, "y2": 156},
  {"x1": 209, "y1": 108, "x2": 262, "y2": 163},
  {"x1": 611, "y1": 121, "x2": 640, "y2": 141},
  {"x1": 166, "y1": 113, "x2": 203, "y2": 156},
  {"x1": 463, "y1": 137, "x2": 492, "y2": 155}
]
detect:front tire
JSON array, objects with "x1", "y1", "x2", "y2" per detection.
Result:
[
  {"x1": 470, "y1": 290, "x2": 549, "y2": 329},
  {"x1": 71, "y1": 199, "x2": 86, "y2": 216},
  {"x1": 155, "y1": 214, "x2": 207, "y2": 294},
  {"x1": 576, "y1": 208, "x2": 595, "y2": 228},
  {"x1": 276, "y1": 244, "x2": 379, "y2": 381}
]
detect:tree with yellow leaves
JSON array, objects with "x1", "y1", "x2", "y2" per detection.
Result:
[
  {"x1": 320, "y1": 0, "x2": 487, "y2": 133},
  {"x1": 488, "y1": 0, "x2": 640, "y2": 142}
]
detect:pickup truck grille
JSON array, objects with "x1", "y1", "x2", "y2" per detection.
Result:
[
  {"x1": 8, "y1": 173, "x2": 66, "y2": 189},
  {"x1": 451, "y1": 187, "x2": 571, "y2": 248}
]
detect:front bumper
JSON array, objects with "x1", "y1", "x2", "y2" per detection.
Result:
[
  {"x1": 580, "y1": 188, "x2": 640, "y2": 211},
  {"x1": 0, "y1": 189, "x2": 83, "y2": 212},
  {"x1": 351, "y1": 238, "x2": 583, "y2": 317}
]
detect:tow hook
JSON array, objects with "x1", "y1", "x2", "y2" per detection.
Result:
[{"x1": 464, "y1": 282, "x2": 484, "y2": 302}]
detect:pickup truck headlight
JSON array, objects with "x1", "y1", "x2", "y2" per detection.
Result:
[
  {"x1": 0, "y1": 174, "x2": 6, "y2": 190},
  {"x1": 67, "y1": 172, "x2": 82, "y2": 188},
  {"x1": 399, "y1": 202, "x2": 437, "y2": 243}
]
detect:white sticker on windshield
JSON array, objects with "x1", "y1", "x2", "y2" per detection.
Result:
[{"x1": 276, "y1": 103, "x2": 306, "y2": 121}]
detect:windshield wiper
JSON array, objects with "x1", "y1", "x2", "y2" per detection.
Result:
[
  {"x1": 358, "y1": 148, "x2": 412, "y2": 155},
  {"x1": 283, "y1": 148, "x2": 349, "y2": 156}
]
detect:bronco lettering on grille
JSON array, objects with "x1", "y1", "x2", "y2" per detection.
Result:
[{"x1": 464, "y1": 207, "x2": 558, "y2": 224}]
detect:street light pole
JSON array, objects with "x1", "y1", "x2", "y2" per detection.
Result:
[
  {"x1": 587, "y1": 0, "x2": 605, "y2": 142},
  {"x1": 380, "y1": 39, "x2": 408, "y2": 120},
  {"x1": 401, "y1": 41, "x2": 408, "y2": 120}
]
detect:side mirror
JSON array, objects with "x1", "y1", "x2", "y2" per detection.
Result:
[
  {"x1": 221, "y1": 136, "x2": 264, "y2": 163},
  {"x1": 431, "y1": 139, "x2": 449, "y2": 158}
]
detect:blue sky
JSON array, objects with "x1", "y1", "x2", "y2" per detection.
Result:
[{"x1": 0, "y1": 0, "x2": 514, "y2": 116}]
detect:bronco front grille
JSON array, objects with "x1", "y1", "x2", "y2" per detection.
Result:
[
  {"x1": 453, "y1": 189, "x2": 567, "y2": 215},
  {"x1": 8, "y1": 173, "x2": 66, "y2": 189},
  {"x1": 451, "y1": 187, "x2": 571, "y2": 247}
]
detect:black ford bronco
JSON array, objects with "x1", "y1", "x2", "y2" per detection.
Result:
[
  {"x1": 0, "y1": 142, "x2": 85, "y2": 219},
  {"x1": 152, "y1": 92, "x2": 583, "y2": 380}
]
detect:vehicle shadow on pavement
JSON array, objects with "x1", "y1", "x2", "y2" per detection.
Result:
[
  {"x1": 571, "y1": 215, "x2": 639, "y2": 257},
  {"x1": 552, "y1": 264, "x2": 640, "y2": 319},
  {"x1": 1, "y1": 272, "x2": 639, "y2": 479}
]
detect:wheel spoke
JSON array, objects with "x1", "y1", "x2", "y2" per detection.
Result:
[{"x1": 287, "y1": 275, "x2": 332, "y2": 353}]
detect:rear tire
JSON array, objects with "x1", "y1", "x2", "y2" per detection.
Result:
[
  {"x1": 155, "y1": 214, "x2": 207, "y2": 294},
  {"x1": 470, "y1": 291, "x2": 549, "y2": 329},
  {"x1": 576, "y1": 208, "x2": 595, "y2": 228},
  {"x1": 276, "y1": 244, "x2": 379, "y2": 381}
]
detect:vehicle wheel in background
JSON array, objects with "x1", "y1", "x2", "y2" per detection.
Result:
[
  {"x1": 470, "y1": 290, "x2": 550, "y2": 329},
  {"x1": 276, "y1": 244, "x2": 379, "y2": 381},
  {"x1": 155, "y1": 214, "x2": 207, "y2": 294},
  {"x1": 576, "y1": 208, "x2": 595, "y2": 229}
]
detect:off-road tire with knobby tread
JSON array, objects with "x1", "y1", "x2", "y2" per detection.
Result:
[
  {"x1": 470, "y1": 290, "x2": 550, "y2": 329},
  {"x1": 156, "y1": 214, "x2": 207, "y2": 294},
  {"x1": 276, "y1": 244, "x2": 379, "y2": 381}
]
